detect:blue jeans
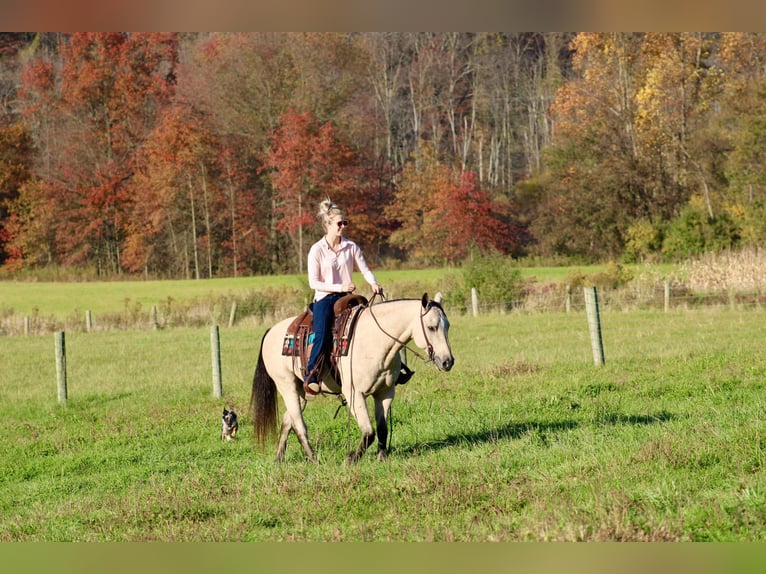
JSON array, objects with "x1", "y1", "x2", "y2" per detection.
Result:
[{"x1": 305, "y1": 293, "x2": 341, "y2": 381}]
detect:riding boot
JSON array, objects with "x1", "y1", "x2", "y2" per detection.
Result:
[
  {"x1": 303, "y1": 294, "x2": 339, "y2": 396},
  {"x1": 303, "y1": 360, "x2": 323, "y2": 396}
]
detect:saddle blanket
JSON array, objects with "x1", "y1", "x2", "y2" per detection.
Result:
[{"x1": 281, "y1": 298, "x2": 366, "y2": 359}]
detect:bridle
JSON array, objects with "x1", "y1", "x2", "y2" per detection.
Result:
[{"x1": 366, "y1": 293, "x2": 443, "y2": 364}]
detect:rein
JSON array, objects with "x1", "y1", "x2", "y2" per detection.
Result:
[{"x1": 365, "y1": 293, "x2": 438, "y2": 365}]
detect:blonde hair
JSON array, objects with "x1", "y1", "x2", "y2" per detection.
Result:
[{"x1": 317, "y1": 198, "x2": 344, "y2": 228}]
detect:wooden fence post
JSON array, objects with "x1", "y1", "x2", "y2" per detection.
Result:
[
  {"x1": 24, "y1": 316, "x2": 30, "y2": 335},
  {"x1": 211, "y1": 325, "x2": 222, "y2": 398},
  {"x1": 151, "y1": 305, "x2": 159, "y2": 330},
  {"x1": 566, "y1": 285, "x2": 572, "y2": 313},
  {"x1": 228, "y1": 301, "x2": 238, "y2": 327},
  {"x1": 664, "y1": 281, "x2": 670, "y2": 313},
  {"x1": 471, "y1": 287, "x2": 479, "y2": 317},
  {"x1": 85, "y1": 309, "x2": 93, "y2": 332},
  {"x1": 583, "y1": 287, "x2": 605, "y2": 366},
  {"x1": 55, "y1": 331, "x2": 67, "y2": 404}
]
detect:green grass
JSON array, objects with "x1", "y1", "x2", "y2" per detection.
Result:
[
  {"x1": 0, "y1": 274, "x2": 308, "y2": 317},
  {"x1": 0, "y1": 269, "x2": 454, "y2": 319},
  {"x1": 3, "y1": 304, "x2": 766, "y2": 540},
  {"x1": 0, "y1": 265, "x2": 671, "y2": 333}
]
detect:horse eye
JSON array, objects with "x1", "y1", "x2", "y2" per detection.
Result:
[{"x1": 427, "y1": 325, "x2": 438, "y2": 332}]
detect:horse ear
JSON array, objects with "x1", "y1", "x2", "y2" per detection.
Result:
[
  {"x1": 421, "y1": 293, "x2": 429, "y2": 308},
  {"x1": 434, "y1": 292, "x2": 443, "y2": 304}
]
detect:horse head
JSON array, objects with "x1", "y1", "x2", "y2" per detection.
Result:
[{"x1": 415, "y1": 292, "x2": 454, "y2": 372}]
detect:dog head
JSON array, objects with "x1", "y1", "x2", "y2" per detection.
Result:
[
  {"x1": 221, "y1": 407, "x2": 239, "y2": 440},
  {"x1": 222, "y1": 408, "x2": 237, "y2": 426}
]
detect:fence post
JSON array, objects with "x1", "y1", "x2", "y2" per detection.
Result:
[
  {"x1": 583, "y1": 287, "x2": 605, "y2": 366},
  {"x1": 55, "y1": 331, "x2": 67, "y2": 404},
  {"x1": 24, "y1": 316, "x2": 30, "y2": 335},
  {"x1": 85, "y1": 309, "x2": 93, "y2": 332},
  {"x1": 211, "y1": 325, "x2": 223, "y2": 398},
  {"x1": 566, "y1": 285, "x2": 572, "y2": 313},
  {"x1": 228, "y1": 301, "x2": 238, "y2": 327},
  {"x1": 664, "y1": 281, "x2": 670, "y2": 312},
  {"x1": 151, "y1": 305, "x2": 159, "y2": 330},
  {"x1": 471, "y1": 287, "x2": 479, "y2": 317}
]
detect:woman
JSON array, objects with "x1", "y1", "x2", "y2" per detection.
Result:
[{"x1": 303, "y1": 198, "x2": 383, "y2": 395}]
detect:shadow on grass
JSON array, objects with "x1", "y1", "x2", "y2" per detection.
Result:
[
  {"x1": 597, "y1": 410, "x2": 676, "y2": 426},
  {"x1": 395, "y1": 419, "x2": 578, "y2": 456},
  {"x1": 394, "y1": 410, "x2": 676, "y2": 456}
]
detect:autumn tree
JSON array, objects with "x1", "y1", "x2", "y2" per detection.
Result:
[
  {"x1": 124, "y1": 103, "x2": 260, "y2": 278},
  {"x1": 387, "y1": 144, "x2": 515, "y2": 264},
  {"x1": 637, "y1": 33, "x2": 722, "y2": 219},
  {"x1": 426, "y1": 170, "x2": 516, "y2": 263},
  {"x1": 533, "y1": 33, "x2": 662, "y2": 259},
  {"x1": 15, "y1": 32, "x2": 178, "y2": 275},
  {"x1": 716, "y1": 33, "x2": 766, "y2": 245},
  {"x1": 0, "y1": 123, "x2": 34, "y2": 266},
  {"x1": 385, "y1": 144, "x2": 444, "y2": 262},
  {"x1": 264, "y1": 109, "x2": 376, "y2": 273}
]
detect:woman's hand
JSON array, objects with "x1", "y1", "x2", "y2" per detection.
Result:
[
  {"x1": 372, "y1": 283, "x2": 383, "y2": 295},
  {"x1": 342, "y1": 283, "x2": 356, "y2": 293}
]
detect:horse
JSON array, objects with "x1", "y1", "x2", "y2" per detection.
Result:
[{"x1": 250, "y1": 292, "x2": 454, "y2": 463}]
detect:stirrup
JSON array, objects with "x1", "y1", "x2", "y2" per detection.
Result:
[{"x1": 303, "y1": 378, "x2": 320, "y2": 396}]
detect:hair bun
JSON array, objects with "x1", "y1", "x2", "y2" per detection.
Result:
[{"x1": 318, "y1": 197, "x2": 342, "y2": 221}]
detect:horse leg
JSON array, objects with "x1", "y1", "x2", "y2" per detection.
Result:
[
  {"x1": 346, "y1": 391, "x2": 375, "y2": 464},
  {"x1": 275, "y1": 411, "x2": 292, "y2": 463},
  {"x1": 280, "y1": 386, "x2": 317, "y2": 462},
  {"x1": 374, "y1": 388, "x2": 395, "y2": 462}
]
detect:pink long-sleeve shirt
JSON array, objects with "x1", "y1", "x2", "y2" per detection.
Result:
[{"x1": 307, "y1": 237, "x2": 377, "y2": 302}]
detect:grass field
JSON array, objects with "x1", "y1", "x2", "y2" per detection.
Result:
[
  {"x1": 0, "y1": 269, "x2": 455, "y2": 318},
  {"x1": 0, "y1": 264, "x2": 673, "y2": 320},
  {"x1": 3, "y1": 297, "x2": 766, "y2": 541}
]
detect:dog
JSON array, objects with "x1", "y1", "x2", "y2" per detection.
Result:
[{"x1": 221, "y1": 407, "x2": 239, "y2": 441}]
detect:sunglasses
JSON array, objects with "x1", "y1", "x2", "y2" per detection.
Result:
[{"x1": 335, "y1": 220, "x2": 349, "y2": 228}]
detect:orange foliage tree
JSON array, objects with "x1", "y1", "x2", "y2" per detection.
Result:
[
  {"x1": 263, "y1": 109, "x2": 382, "y2": 273},
  {"x1": 388, "y1": 144, "x2": 516, "y2": 264},
  {"x1": 15, "y1": 32, "x2": 178, "y2": 274}
]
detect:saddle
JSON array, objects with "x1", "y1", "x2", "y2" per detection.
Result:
[{"x1": 281, "y1": 293, "x2": 369, "y2": 382}]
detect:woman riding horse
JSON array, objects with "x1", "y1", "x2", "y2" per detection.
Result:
[{"x1": 304, "y1": 198, "x2": 412, "y2": 395}]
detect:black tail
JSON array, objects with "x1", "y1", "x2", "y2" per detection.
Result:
[{"x1": 250, "y1": 328, "x2": 277, "y2": 449}]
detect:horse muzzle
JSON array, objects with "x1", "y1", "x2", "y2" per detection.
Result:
[{"x1": 435, "y1": 355, "x2": 454, "y2": 372}]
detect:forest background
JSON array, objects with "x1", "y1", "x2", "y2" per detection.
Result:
[{"x1": 1, "y1": 32, "x2": 765, "y2": 280}]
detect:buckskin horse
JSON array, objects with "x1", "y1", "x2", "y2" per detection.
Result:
[{"x1": 250, "y1": 292, "x2": 454, "y2": 463}]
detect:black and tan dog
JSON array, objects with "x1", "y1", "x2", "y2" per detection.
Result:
[{"x1": 221, "y1": 407, "x2": 239, "y2": 441}]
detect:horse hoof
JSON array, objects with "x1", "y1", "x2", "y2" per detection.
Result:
[{"x1": 377, "y1": 450, "x2": 388, "y2": 462}]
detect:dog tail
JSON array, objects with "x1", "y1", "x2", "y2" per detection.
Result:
[{"x1": 250, "y1": 328, "x2": 277, "y2": 449}]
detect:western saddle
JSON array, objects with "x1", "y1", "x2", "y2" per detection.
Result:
[{"x1": 281, "y1": 293, "x2": 369, "y2": 383}]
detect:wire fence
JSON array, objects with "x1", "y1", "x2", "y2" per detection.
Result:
[
  {"x1": 456, "y1": 281, "x2": 766, "y2": 316},
  {"x1": 5, "y1": 280, "x2": 766, "y2": 337}
]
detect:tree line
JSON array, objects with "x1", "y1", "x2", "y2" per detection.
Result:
[{"x1": 0, "y1": 32, "x2": 765, "y2": 278}]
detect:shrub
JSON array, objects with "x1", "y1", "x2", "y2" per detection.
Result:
[
  {"x1": 460, "y1": 251, "x2": 524, "y2": 312},
  {"x1": 623, "y1": 220, "x2": 661, "y2": 263},
  {"x1": 662, "y1": 203, "x2": 740, "y2": 261},
  {"x1": 565, "y1": 262, "x2": 633, "y2": 290}
]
